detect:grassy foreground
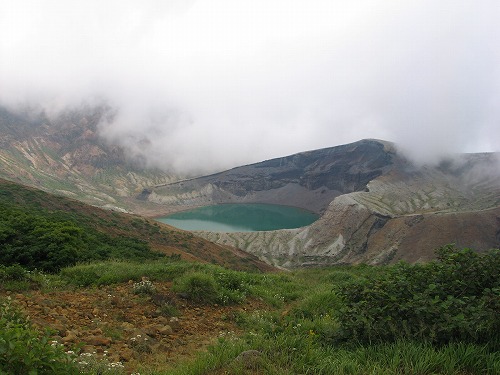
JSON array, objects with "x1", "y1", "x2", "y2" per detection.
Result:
[{"x1": 1, "y1": 245, "x2": 499, "y2": 374}]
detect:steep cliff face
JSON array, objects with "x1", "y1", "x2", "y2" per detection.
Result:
[{"x1": 196, "y1": 201, "x2": 500, "y2": 268}]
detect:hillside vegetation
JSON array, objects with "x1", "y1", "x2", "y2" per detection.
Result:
[
  {"x1": 0, "y1": 155, "x2": 499, "y2": 373},
  {"x1": 0, "y1": 178, "x2": 273, "y2": 272},
  {"x1": 1, "y1": 246, "x2": 498, "y2": 374},
  {"x1": 0, "y1": 181, "x2": 498, "y2": 373}
]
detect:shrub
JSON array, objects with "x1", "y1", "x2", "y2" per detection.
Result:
[
  {"x1": 334, "y1": 245, "x2": 500, "y2": 346},
  {"x1": 0, "y1": 265, "x2": 49, "y2": 292},
  {"x1": 325, "y1": 270, "x2": 359, "y2": 284},
  {"x1": 214, "y1": 270, "x2": 251, "y2": 305},
  {"x1": 133, "y1": 279, "x2": 156, "y2": 295},
  {"x1": 291, "y1": 290, "x2": 341, "y2": 319},
  {"x1": 60, "y1": 267, "x2": 99, "y2": 287},
  {"x1": 0, "y1": 264, "x2": 27, "y2": 281},
  {"x1": 173, "y1": 272, "x2": 219, "y2": 304},
  {"x1": 0, "y1": 298, "x2": 79, "y2": 374},
  {"x1": 0, "y1": 203, "x2": 161, "y2": 273}
]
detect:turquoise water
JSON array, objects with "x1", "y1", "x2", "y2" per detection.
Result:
[{"x1": 156, "y1": 203, "x2": 319, "y2": 232}]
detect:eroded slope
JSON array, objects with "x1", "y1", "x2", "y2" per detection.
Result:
[
  {"x1": 159, "y1": 142, "x2": 500, "y2": 267},
  {"x1": 0, "y1": 104, "x2": 178, "y2": 213}
]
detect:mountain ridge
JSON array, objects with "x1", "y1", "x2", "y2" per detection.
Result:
[
  {"x1": 143, "y1": 139, "x2": 500, "y2": 267},
  {"x1": 143, "y1": 139, "x2": 397, "y2": 214},
  {"x1": 1, "y1": 104, "x2": 499, "y2": 268},
  {"x1": 0, "y1": 104, "x2": 178, "y2": 213}
]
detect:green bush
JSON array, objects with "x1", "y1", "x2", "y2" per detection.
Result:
[
  {"x1": 0, "y1": 265, "x2": 47, "y2": 292},
  {"x1": 60, "y1": 259, "x2": 196, "y2": 287},
  {"x1": 213, "y1": 270, "x2": 251, "y2": 305},
  {"x1": 291, "y1": 290, "x2": 341, "y2": 319},
  {"x1": 0, "y1": 264, "x2": 27, "y2": 281},
  {"x1": 158, "y1": 302, "x2": 180, "y2": 318},
  {"x1": 60, "y1": 267, "x2": 99, "y2": 287},
  {"x1": 325, "y1": 270, "x2": 359, "y2": 284},
  {"x1": 0, "y1": 298, "x2": 79, "y2": 374},
  {"x1": 0, "y1": 203, "x2": 161, "y2": 273},
  {"x1": 334, "y1": 245, "x2": 500, "y2": 345},
  {"x1": 132, "y1": 279, "x2": 156, "y2": 295},
  {"x1": 173, "y1": 272, "x2": 219, "y2": 304}
]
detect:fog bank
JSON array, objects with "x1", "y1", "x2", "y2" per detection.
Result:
[{"x1": 1, "y1": 0, "x2": 499, "y2": 173}]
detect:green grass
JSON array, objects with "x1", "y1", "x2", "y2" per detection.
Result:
[
  {"x1": 59, "y1": 259, "x2": 306, "y2": 307},
  {"x1": 2, "y1": 242, "x2": 499, "y2": 374},
  {"x1": 60, "y1": 259, "x2": 199, "y2": 286},
  {"x1": 155, "y1": 304, "x2": 499, "y2": 374},
  {"x1": 133, "y1": 249, "x2": 499, "y2": 374}
]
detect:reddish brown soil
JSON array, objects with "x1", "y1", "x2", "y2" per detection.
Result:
[{"x1": 4, "y1": 283, "x2": 262, "y2": 373}]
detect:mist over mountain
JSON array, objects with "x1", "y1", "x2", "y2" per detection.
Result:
[
  {"x1": 1, "y1": 1, "x2": 499, "y2": 174},
  {"x1": 0, "y1": 103, "x2": 180, "y2": 213}
]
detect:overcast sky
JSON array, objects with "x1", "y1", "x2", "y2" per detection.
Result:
[{"x1": 1, "y1": 0, "x2": 499, "y2": 173}]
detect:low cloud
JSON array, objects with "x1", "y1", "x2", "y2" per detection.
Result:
[{"x1": 1, "y1": 0, "x2": 499, "y2": 173}]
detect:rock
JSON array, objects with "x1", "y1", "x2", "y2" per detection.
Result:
[
  {"x1": 156, "y1": 316, "x2": 170, "y2": 325},
  {"x1": 144, "y1": 325, "x2": 159, "y2": 337},
  {"x1": 83, "y1": 335, "x2": 111, "y2": 346},
  {"x1": 90, "y1": 328, "x2": 103, "y2": 335},
  {"x1": 51, "y1": 323, "x2": 67, "y2": 336},
  {"x1": 121, "y1": 322, "x2": 135, "y2": 331},
  {"x1": 62, "y1": 330, "x2": 78, "y2": 344},
  {"x1": 169, "y1": 317, "x2": 180, "y2": 330},
  {"x1": 158, "y1": 325, "x2": 173, "y2": 335},
  {"x1": 80, "y1": 345, "x2": 95, "y2": 353},
  {"x1": 143, "y1": 323, "x2": 173, "y2": 336}
]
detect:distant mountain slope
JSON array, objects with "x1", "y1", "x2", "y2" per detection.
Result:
[
  {"x1": 143, "y1": 139, "x2": 395, "y2": 213},
  {"x1": 0, "y1": 178, "x2": 274, "y2": 272},
  {"x1": 0, "y1": 104, "x2": 177, "y2": 213},
  {"x1": 1, "y1": 103, "x2": 499, "y2": 268},
  {"x1": 146, "y1": 139, "x2": 500, "y2": 267}
]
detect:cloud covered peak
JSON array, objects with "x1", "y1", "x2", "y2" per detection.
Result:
[{"x1": 1, "y1": 0, "x2": 499, "y2": 173}]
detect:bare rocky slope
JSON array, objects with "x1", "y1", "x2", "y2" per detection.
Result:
[
  {"x1": 141, "y1": 139, "x2": 395, "y2": 214},
  {"x1": 144, "y1": 140, "x2": 500, "y2": 268},
  {"x1": 0, "y1": 104, "x2": 178, "y2": 214},
  {"x1": 1, "y1": 104, "x2": 499, "y2": 268}
]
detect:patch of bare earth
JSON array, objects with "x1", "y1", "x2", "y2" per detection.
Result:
[{"x1": 4, "y1": 283, "x2": 262, "y2": 373}]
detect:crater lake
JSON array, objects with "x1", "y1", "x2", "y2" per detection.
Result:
[{"x1": 156, "y1": 203, "x2": 319, "y2": 232}]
